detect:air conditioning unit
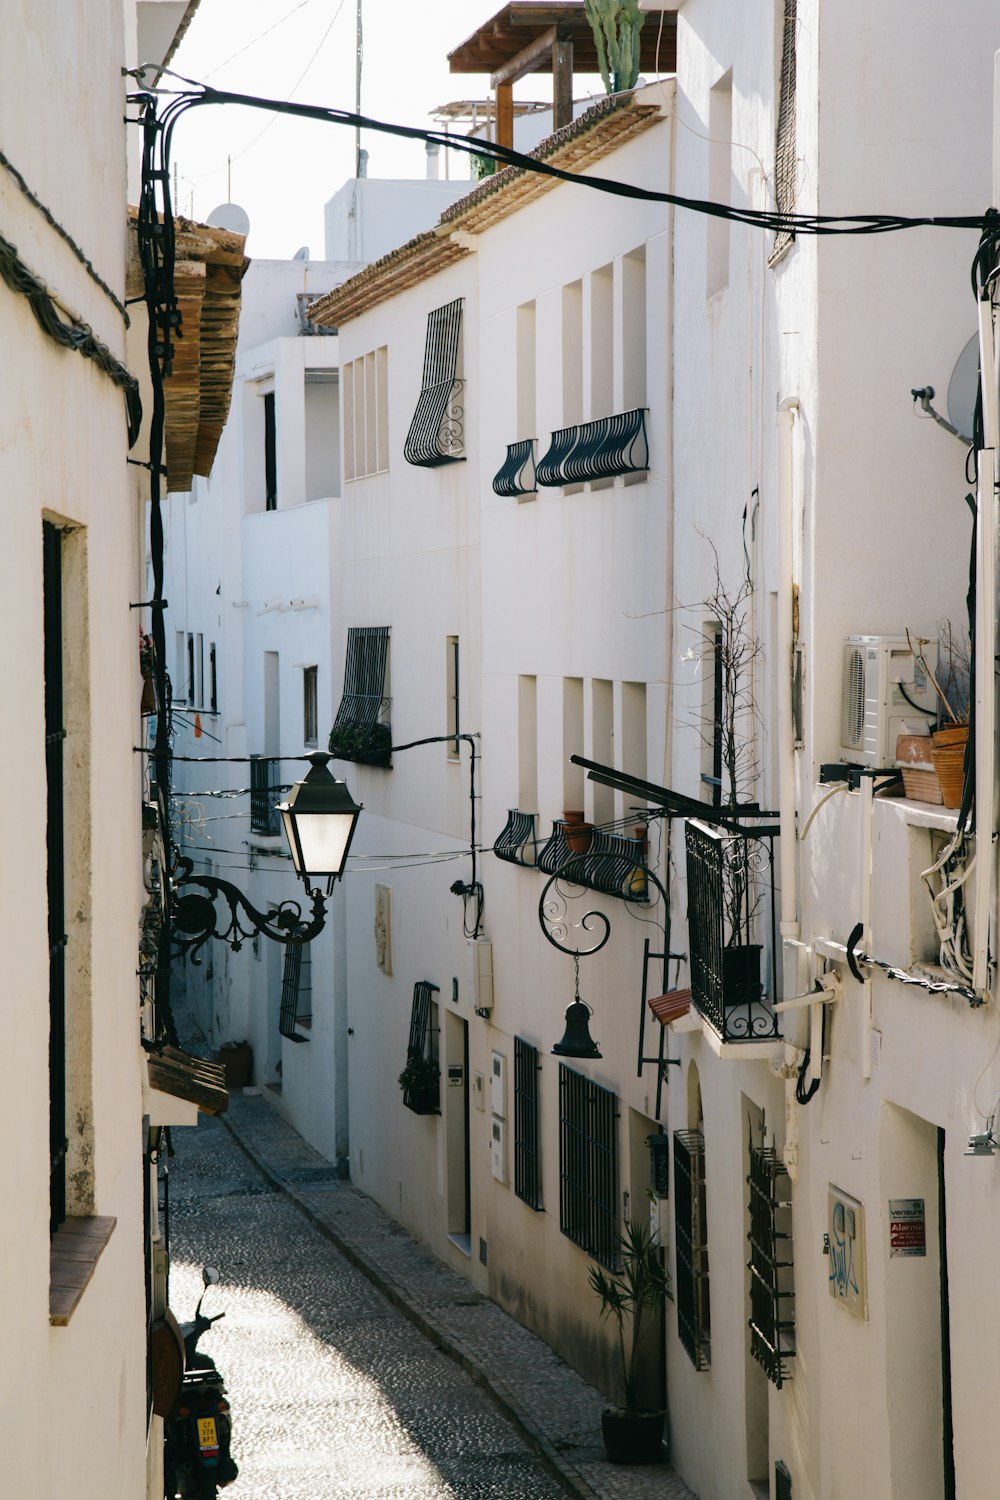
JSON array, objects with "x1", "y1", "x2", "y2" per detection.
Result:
[{"x1": 839, "y1": 635, "x2": 938, "y2": 767}]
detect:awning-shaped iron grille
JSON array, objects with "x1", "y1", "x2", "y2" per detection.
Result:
[
  {"x1": 748, "y1": 1143, "x2": 795, "y2": 1388},
  {"x1": 330, "y1": 627, "x2": 391, "y2": 767},
  {"x1": 493, "y1": 808, "x2": 537, "y2": 866},
  {"x1": 278, "y1": 935, "x2": 311, "y2": 1042},
  {"x1": 674, "y1": 1129, "x2": 710, "y2": 1370},
  {"x1": 404, "y1": 298, "x2": 465, "y2": 467},
  {"x1": 402, "y1": 980, "x2": 440, "y2": 1115},
  {"x1": 536, "y1": 407, "x2": 648, "y2": 487},
  {"x1": 493, "y1": 439, "x2": 536, "y2": 496},
  {"x1": 536, "y1": 819, "x2": 649, "y2": 903}
]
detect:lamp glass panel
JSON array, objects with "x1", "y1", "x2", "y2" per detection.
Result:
[
  {"x1": 280, "y1": 808, "x2": 303, "y2": 874},
  {"x1": 291, "y1": 810, "x2": 356, "y2": 878}
]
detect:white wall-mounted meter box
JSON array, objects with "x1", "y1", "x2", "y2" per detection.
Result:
[
  {"x1": 490, "y1": 1116, "x2": 507, "y2": 1183},
  {"x1": 839, "y1": 634, "x2": 939, "y2": 767},
  {"x1": 467, "y1": 938, "x2": 494, "y2": 1014},
  {"x1": 490, "y1": 1051, "x2": 506, "y2": 1118}
]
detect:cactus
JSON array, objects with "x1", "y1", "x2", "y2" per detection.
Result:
[{"x1": 584, "y1": 0, "x2": 646, "y2": 96}]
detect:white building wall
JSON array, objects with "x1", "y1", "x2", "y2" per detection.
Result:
[
  {"x1": 1, "y1": 3, "x2": 158, "y2": 1496},
  {"x1": 665, "y1": 6, "x2": 1000, "y2": 1500}
]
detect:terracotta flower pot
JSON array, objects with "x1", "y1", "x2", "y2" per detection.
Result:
[
  {"x1": 562, "y1": 813, "x2": 592, "y2": 855},
  {"x1": 930, "y1": 724, "x2": 969, "y2": 809}
]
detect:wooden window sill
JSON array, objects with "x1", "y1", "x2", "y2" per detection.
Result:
[{"x1": 50, "y1": 1216, "x2": 116, "y2": 1326}]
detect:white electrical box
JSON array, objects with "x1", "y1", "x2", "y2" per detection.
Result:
[
  {"x1": 839, "y1": 634, "x2": 938, "y2": 767},
  {"x1": 490, "y1": 1051, "x2": 506, "y2": 1118},
  {"x1": 468, "y1": 939, "x2": 494, "y2": 1014},
  {"x1": 490, "y1": 1116, "x2": 507, "y2": 1182}
]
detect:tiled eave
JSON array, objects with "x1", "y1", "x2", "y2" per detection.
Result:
[
  {"x1": 127, "y1": 208, "x2": 250, "y2": 492},
  {"x1": 307, "y1": 233, "x2": 472, "y2": 328},
  {"x1": 309, "y1": 93, "x2": 664, "y2": 329}
]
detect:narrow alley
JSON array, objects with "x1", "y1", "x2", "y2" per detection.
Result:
[{"x1": 167, "y1": 1089, "x2": 696, "y2": 1500}]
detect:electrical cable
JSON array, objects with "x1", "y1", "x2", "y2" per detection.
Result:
[{"x1": 127, "y1": 72, "x2": 995, "y2": 239}]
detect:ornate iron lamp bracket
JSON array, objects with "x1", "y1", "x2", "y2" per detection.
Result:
[{"x1": 170, "y1": 856, "x2": 327, "y2": 964}]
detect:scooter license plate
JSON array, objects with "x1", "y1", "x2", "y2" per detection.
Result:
[{"x1": 197, "y1": 1416, "x2": 218, "y2": 1451}]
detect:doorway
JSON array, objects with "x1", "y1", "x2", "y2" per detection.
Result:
[{"x1": 445, "y1": 1011, "x2": 471, "y2": 1253}]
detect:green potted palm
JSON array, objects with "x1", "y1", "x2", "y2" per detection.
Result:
[{"x1": 588, "y1": 1217, "x2": 670, "y2": 1463}]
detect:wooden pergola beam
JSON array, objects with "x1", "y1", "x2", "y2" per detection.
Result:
[{"x1": 490, "y1": 24, "x2": 557, "y2": 87}]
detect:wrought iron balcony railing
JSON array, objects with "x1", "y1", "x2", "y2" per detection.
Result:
[
  {"x1": 249, "y1": 754, "x2": 282, "y2": 835},
  {"x1": 493, "y1": 439, "x2": 536, "y2": 497},
  {"x1": 535, "y1": 407, "x2": 649, "y2": 487},
  {"x1": 536, "y1": 819, "x2": 649, "y2": 904},
  {"x1": 493, "y1": 808, "x2": 537, "y2": 866},
  {"x1": 685, "y1": 818, "x2": 779, "y2": 1042},
  {"x1": 404, "y1": 298, "x2": 465, "y2": 468}
]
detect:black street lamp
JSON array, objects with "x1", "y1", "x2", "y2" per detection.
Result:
[{"x1": 171, "y1": 752, "x2": 361, "y2": 963}]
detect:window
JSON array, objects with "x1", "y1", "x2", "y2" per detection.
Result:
[
  {"x1": 195, "y1": 633, "x2": 204, "y2": 708},
  {"x1": 446, "y1": 636, "x2": 460, "y2": 759},
  {"x1": 343, "y1": 346, "x2": 388, "y2": 480},
  {"x1": 303, "y1": 665, "x2": 318, "y2": 748},
  {"x1": 702, "y1": 623, "x2": 724, "y2": 805},
  {"x1": 558, "y1": 1064, "x2": 618, "y2": 1268},
  {"x1": 186, "y1": 633, "x2": 195, "y2": 706},
  {"x1": 769, "y1": 0, "x2": 797, "y2": 265},
  {"x1": 747, "y1": 1142, "x2": 795, "y2": 1387},
  {"x1": 707, "y1": 71, "x2": 733, "y2": 296},
  {"x1": 404, "y1": 299, "x2": 465, "y2": 467},
  {"x1": 514, "y1": 1038, "x2": 542, "y2": 1210},
  {"x1": 330, "y1": 626, "x2": 391, "y2": 766},
  {"x1": 175, "y1": 630, "x2": 187, "y2": 704},
  {"x1": 43, "y1": 521, "x2": 67, "y2": 1233},
  {"x1": 674, "y1": 1129, "x2": 711, "y2": 1369},
  {"x1": 278, "y1": 939, "x2": 312, "y2": 1041},
  {"x1": 621, "y1": 247, "x2": 647, "y2": 412},
  {"x1": 517, "y1": 674, "x2": 537, "y2": 815},
  {"x1": 209, "y1": 642, "x2": 218, "y2": 713},
  {"x1": 264, "y1": 390, "x2": 277, "y2": 509}
]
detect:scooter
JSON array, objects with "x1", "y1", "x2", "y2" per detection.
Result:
[{"x1": 164, "y1": 1266, "x2": 238, "y2": 1500}]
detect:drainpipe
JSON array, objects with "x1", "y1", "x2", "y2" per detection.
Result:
[
  {"x1": 972, "y1": 290, "x2": 998, "y2": 997},
  {"x1": 777, "y1": 398, "x2": 800, "y2": 945}
]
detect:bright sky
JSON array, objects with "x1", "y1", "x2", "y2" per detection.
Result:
[{"x1": 167, "y1": 0, "x2": 577, "y2": 259}]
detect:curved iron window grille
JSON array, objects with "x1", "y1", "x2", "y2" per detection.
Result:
[
  {"x1": 514, "y1": 1037, "x2": 543, "y2": 1211},
  {"x1": 558, "y1": 1063, "x2": 618, "y2": 1269},
  {"x1": 330, "y1": 626, "x2": 392, "y2": 767},
  {"x1": 493, "y1": 438, "x2": 536, "y2": 497},
  {"x1": 402, "y1": 980, "x2": 440, "y2": 1115},
  {"x1": 250, "y1": 754, "x2": 283, "y2": 834},
  {"x1": 748, "y1": 1142, "x2": 795, "y2": 1388},
  {"x1": 493, "y1": 808, "x2": 537, "y2": 866},
  {"x1": 674, "y1": 1128, "x2": 711, "y2": 1370},
  {"x1": 404, "y1": 298, "x2": 465, "y2": 467},
  {"x1": 685, "y1": 818, "x2": 780, "y2": 1043},
  {"x1": 278, "y1": 932, "x2": 311, "y2": 1042},
  {"x1": 536, "y1": 819, "x2": 649, "y2": 904},
  {"x1": 536, "y1": 407, "x2": 648, "y2": 487}
]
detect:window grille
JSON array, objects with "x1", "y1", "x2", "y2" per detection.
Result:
[
  {"x1": 209, "y1": 642, "x2": 218, "y2": 713},
  {"x1": 402, "y1": 980, "x2": 440, "y2": 1114},
  {"x1": 770, "y1": 0, "x2": 797, "y2": 264},
  {"x1": 514, "y1": 1037, "x2": 542, "y2": 1210},
  {"x1": 278, "y1": 938, "x2": 311, "y2": 1042},
  {"x1": 493, "y1": 438, "x2": 536, "y2": 497},
  {"x1": 775, "y1": 1460, "x2": 793, "y2": 1500},
  {"x1": 404, "y1": 298, "x2": 465, "y2": 467},
  {"x1": 559, "y1": 1064, "x2": 618, "y2": 1268},
  {"x1": 249, "y1": 755, "x2": 281, "y2": 834},
  {"x1": 493, "y1": 809, "x2": 537, "y2": 867},
  {"x1": 748, "y1": 1143, "x2": 795, "y2": 1387},
  {"x1": 330, "y1": 626, "x2": 391, "y2": 765},
  {"x1": 44, "y1": 521, "x2": 68, "y2": 1234},
  {"x1": 674, "y1": 1129, "x2": 710, "y2": 1369},
  {"x1": 535, "y1": 408, "x2": 648, "y2": 487}
]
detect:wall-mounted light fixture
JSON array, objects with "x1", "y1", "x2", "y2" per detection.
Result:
[
  {"x1": 966, "y1": 1096, "x2": 1000, "y2": 1157},
  {"x1": 171, "y1": 752, "x2": 361, "y2": 962}
]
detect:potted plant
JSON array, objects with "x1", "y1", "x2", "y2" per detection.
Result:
[
  {"x1": 909, "y1": 625, "x2": 970, "y2": 809},
  {"x1": 562, "y1": 808, "x2": 593, "y2": 855},
  {"x1": 588, "y1": 1217, "x2": 670, "y2": 1464},
  {"x1": 398, "y1": 1054, "x2": 440, "y2": 1115},
  {"x1": 328, "y1": 719, "x2": 393, "y2": 768}
]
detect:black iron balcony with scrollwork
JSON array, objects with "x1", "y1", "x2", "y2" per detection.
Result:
[
  {"x1": 493, "y1": 439, "x2": 536, "y2": 497},
  {"x1": 493, "y1": 809, "x2": 537, "y2": 866},
  {"x1": 685, "y1": 818, "x2": 780, "y2": 1043},
  {"x1": 536, "y1": 407, "x2": 649, "y2": 487},
  {"x1": 535, "y1": 819, "x2": 649, "y2": 903}
]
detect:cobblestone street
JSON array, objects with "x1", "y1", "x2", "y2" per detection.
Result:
[
  {"x1": 169, "y1": 1111, "x2": 568, "y2": 1499},
  {"x1": 167, "y1": 1087, "x2": 697, "y2": 1500}
]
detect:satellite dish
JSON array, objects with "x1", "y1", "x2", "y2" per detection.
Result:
[
  {"x1": 946, "y1": 333, "x2": 979, "y2": 444},
  {"x1": 293, "y1": 246, "x2": 311, "y2": 262},
  {"x1": 206, "y1": 202, "x2": 251, "y2": 238}
]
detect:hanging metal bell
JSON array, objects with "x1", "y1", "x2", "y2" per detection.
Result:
[{"x1": 551, "y1": 999, "x2": 602, "y2": 1058}]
